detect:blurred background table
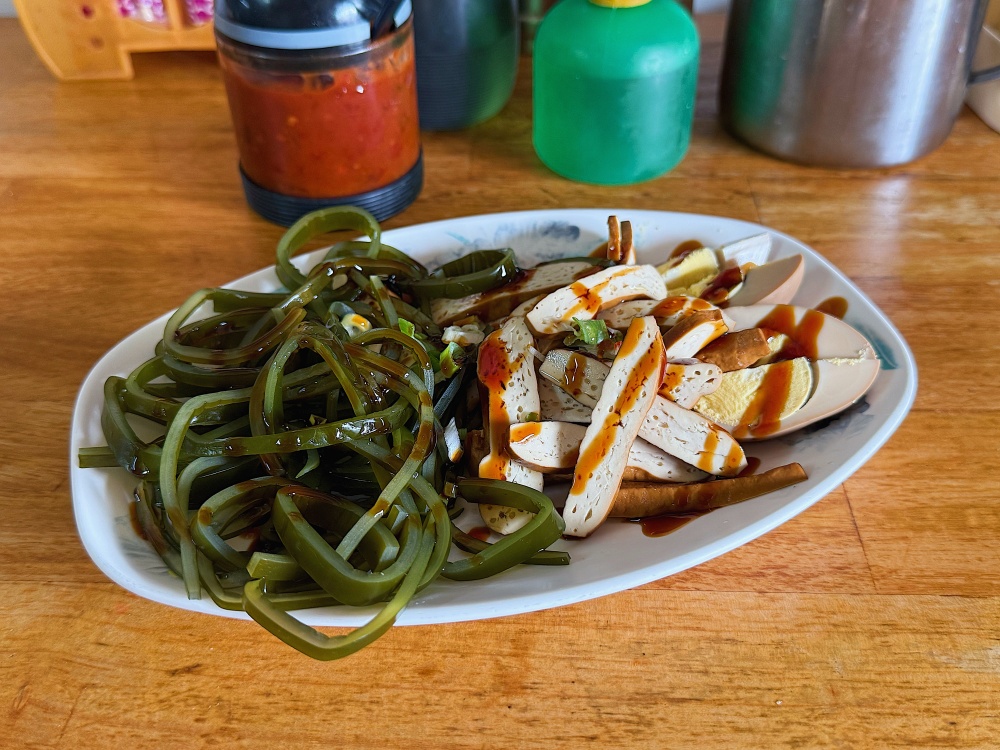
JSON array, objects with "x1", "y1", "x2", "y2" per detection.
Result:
[{"x1": 2, "y1": 13, "x2": 999, "y2": 749}]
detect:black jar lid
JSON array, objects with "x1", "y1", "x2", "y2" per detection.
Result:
[{"x1": 214, "y1": 0, "x2": 412, "y2": 50}]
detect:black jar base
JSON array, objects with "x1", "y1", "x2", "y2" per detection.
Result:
[{"x1": 239, "y1": 155, "x2": 424, "y2": 227}]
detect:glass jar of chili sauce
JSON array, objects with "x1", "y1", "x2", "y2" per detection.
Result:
[{"x1": 214, "y1": 0, "x2": 423, "y2": 225}]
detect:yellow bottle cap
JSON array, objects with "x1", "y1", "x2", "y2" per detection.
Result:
[{"x1": 589, "y1": 0, "x2": 652, "y2": 7}]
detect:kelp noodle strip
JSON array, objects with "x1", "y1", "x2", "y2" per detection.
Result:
[
  {"x1": 243, "y1": 512, "x2": 436, "y2": 661},
  {"x1": 162, "y1": 289, "x2": 307, "y2": 366},
  {"x1": 83, "y1": 204, "x2": 573, "y2": 661},
  {"x1": 408, "y1": 248, "x2": 519, "y2": 302},
  {"x1": 275, "y1": 205, "x2": 383, "y2": 290}
]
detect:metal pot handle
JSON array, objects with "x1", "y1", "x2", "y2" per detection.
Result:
[{"x1": 969, "y1": 64, "x2": 1000, "y2": 84}]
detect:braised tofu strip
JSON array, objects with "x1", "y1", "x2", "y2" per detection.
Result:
[
  {"x1": 476, "y1": 317, "x2": 544, "y2": 534},
  {"x1": 562, "y1": 317, "x2": 665, "y2": 537}
]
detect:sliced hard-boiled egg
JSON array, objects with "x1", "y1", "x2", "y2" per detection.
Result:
[
  {"x1": 724, "y1": 254, "x2": 805, "y2": 307},
  {"x1": 656, "y1": 247, "x2": 720, "y2": 297},
  {"x1": 724, "y1": 304, "x2": 877, "y2": 361},
  {"x1": 340, "y1": 313, "x2": 372, "y2": 337},
  {"x1": 717, "y1": 232, "x2": 772, "y2": 268},
  {"x1": 693, "y1": 357, "x2": 815, "y2": 439}
]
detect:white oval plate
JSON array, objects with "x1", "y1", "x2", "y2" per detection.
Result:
[{"x1": 70, "y1": 209, "x2": 917, "y2": 627}]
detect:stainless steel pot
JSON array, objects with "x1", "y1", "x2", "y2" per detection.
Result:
[{"x1": 720, "y1": 0, "x2": 1000, "y2": 167}]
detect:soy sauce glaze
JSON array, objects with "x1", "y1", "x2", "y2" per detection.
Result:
[
  {"x1": 738, "y1": 456, "x2": 762, "y2": 477},
  {"x1": 636, "y1": 512, "x2": 704, "y2": 537},
  {"x1": 815, "y1": 296, "x2": 848, "y2": 319},
  {"x1": 561, "y1": 352, "x2": 588, "y2": 397},
  {"x1": 670, "y1": 239, "x2": 704, "y2": 259},
  {"x1": 757, "y1": 305, "x2": 826, "y2": 360},
  {"x1": 734, "y1": 359, "x2": 795, "y2": 438},
  {"x1": 128, "y1": 500, "x2": 147, "y2": 540}
]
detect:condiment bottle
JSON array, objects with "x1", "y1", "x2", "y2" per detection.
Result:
[
  {"x1": 412, "y1": 0, "x2": 520, "y2": 130},
  {"x1": 214, "y1": 0, "x2": 422, "y2": 225},
  {"x1": 532, "y1": 0, "x2": 699, "y2": 185}
]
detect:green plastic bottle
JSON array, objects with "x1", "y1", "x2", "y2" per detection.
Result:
[{"x1": 532, "y1": 0, "x2": 699, "y2": 185}]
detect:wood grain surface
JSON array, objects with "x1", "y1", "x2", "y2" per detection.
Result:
[{"x1": 2, "y1": 14, "x2": 999, "y2": 750}]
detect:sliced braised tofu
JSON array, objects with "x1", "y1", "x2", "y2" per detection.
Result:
[
  {"x1": 598, "y1": 296, "x2": 732, "y2": 331},
  {"x1": 562, "y1": 317, "x2": 665, "y2": 537},
  {"x1": 693, "y1": 357, "x2": 814, "y2": 439},
  {"x1": 476, "y1": 317, "x2": 544, "y2": 534},
  {"x1": 724, "y1": 254, "x2": 804, "y2": 307},
  {"x1": 640, "y1": 397, "x2": 747, "y2": 476},
  {"x1": 540, "y1": 349, "x2": 747, "y2": 477},
  {"x1": 661, "y1": 309, "x2": 728, "y2": 359},
  {"x1": 659, "y1": 360, "x2": 722, "y2": 407},
  {"x1": 695, "y1": 328, "x2": 772, "y2": 372},
  {"x1": 508, "y1": 421, "x2": 583, "y2": 472},
  {"x1": 607, "y1": 216, "x2": 637, "y2": 265},
  {"x1": 539, "y1": 378, "x2": 592, "y2": 423},
  {"x1": 526, "y1": 264, "x2": 667, "y2": 335},
  {"x1": 431, "y1": 261, "x2": 600, "y2": 326},
  {"x1": 539, "y1": 349, "x2": 607, "y2": 407},
  {"x1": 495, "y1": 293, "x2": 546, "y2": 325},
  {"x1": 508, "y1": 421, "x2": 708, "y2": 482},
  {"x1": 623, "y1": 440, "x2": 710, "y2": 483}
]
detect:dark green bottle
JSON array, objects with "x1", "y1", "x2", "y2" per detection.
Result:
[{"x1": 532, "y1": 0, "x2": 699, "y2": 185}]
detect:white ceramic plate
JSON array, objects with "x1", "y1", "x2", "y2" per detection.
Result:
[{"x1": 70, "y1": 209, "x2": 917, "y2": 626}]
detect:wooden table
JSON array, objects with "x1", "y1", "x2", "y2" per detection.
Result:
[{"x1": 3, "y1": 15, "x2": 999, "y2": 749}]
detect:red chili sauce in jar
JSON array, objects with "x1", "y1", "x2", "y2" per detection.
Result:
[{"x1": 217, "y1": 22, "x2": 420, "y2": 199}]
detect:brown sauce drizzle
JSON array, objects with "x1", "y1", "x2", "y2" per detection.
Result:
[
  {"x1": 738, "y1": 456, "x2": 762, "y2": 477},
  {"x1": 128, "y1": 501, "x2": 147, "y2": 540},
  {"x1": 700, "y1": 265, "x2": 744, "y2": 306},
  {"x1": 734, "y1": 360, "x2": 794, "y2": 439},
  {"x1": 670, "y1": 239, "x2": 704, "y2": 259},
  {"x1": 697, "y1": 429, "x2": 720, "y2": 472},
  {"x1": 725, "y1": 439, "x2": 748, "y2": 474},
  {"x1": 511, "y1": 422, "x2": 543, "y2": 441},
  {"x1": 563, "y1": 280, "x2": 604, "y2": 319},
  {"x1": 477, "y1": 333, "x2": 514, "y2": 479},
  {"x1": 562, "y1": 352, "x2": 588, "y2": 397},
  {"x1": 573, "y1": 338, "x2": 661, "y2": 487},
  {"x1": 661, "y1": 363, "x2": 685, "y2": 393},
  {"x1": 636, "y1": 512, "x2": 705, "y2": 537},
  {"x1": 756, "y1": 305, "x2": 826, "y2": 360},
  {"x1": 652, "y1": 297, "x2": 689, "y2": 318},
  {"x1": 815, "y1": 296, "x2": 848, "y2": 319}
]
